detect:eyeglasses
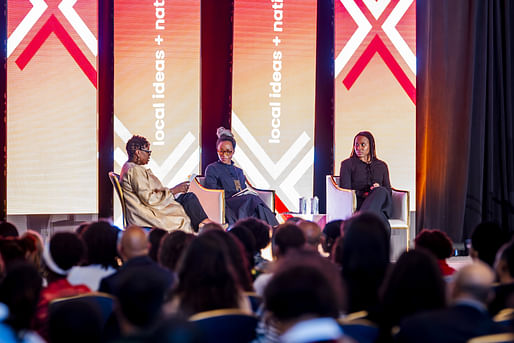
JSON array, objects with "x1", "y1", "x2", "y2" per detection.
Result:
[
  {"x1": 139, "y1": 148, "x2": 152, "y2": 154},
  {"x1": 217, "y1": 150, "x2": 233, "y2": 156}
]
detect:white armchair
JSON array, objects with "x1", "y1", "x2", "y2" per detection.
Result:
[
  {"x1": 189, "y1": 176, "x2": 276, "y2": 225},
  {"x1": 326, "y1": 175, "x2": 410, "y2": 249},
  {"x1": 189, "y1": 176, "x2": 226, "y2": 224}
]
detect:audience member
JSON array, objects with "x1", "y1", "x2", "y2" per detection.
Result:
[
  {"x1": 297, "y1": 220, "x2": 322, "y2": 252},
  {"x1": 33, "y1": 232, "x2": 90, "y2": 340},
  {"x1": 48, "y1": 299, "x2": 102, "y2": 343},
  {"x1": 377, "y1": 249, "x2": 446, "y2": 342},
  {"x1": 202, "y1": 229, "x2": 254, "y2": 291},
  {"x1": 158, "y1": 230, "x2": 194, "y2": 272},
  {"x1": 116, "y1": 267, "x2": 171, "y2": 339},
  {"x1": 271, "y1": 224, "x2": 306, "y2": 259},
  {"x1": 166, "y1": 232, "x2": 251, "y2": 317},
  {"x1": 264, "y1": 252, "x2": 347, "y2": 343},
  {"x1": 470, "y1": 221, "x2": 509, "y2": 267},
  {"x1": 148, "y1": 227, "x2": 167, "y2": 262},
  {"x1": 228, "y1": 224, "x2": 257, "y2": 272},
  {"x1": 0, "y1": 221, "x2": 19, "y2": 238},
  {"x1": 490, "y1": 240, "x2": 514, "y2": 315},
  {"x1": 236, "y1": 218, "x2": 271, "y2": 273},
  {"x1": 0, "y1": 237, "x2": 26, "y2": 269},
  {"x1": 337, "y1": 212, "x2": 390, "y2": 318},
  {"x1": 197, "y1": 221, "x2": 224, "y2": 234},
  {"x1": 254, "y1": 224, "x2": 307, "y2": 296},
  {"x1": 396, "y1": 261, "x2": 507, "y2": 343},
  {"x1": 67, "y1": 221, "x2": 119, "y2": 291},
  {"x1": 414, "y1": 229, "x2": 456, "y2": 277},
  {"x1": 99, "y1": 226, "x2": 173, "y2": 297},
  {"x1": 321, "y1": 220, "x2": 343, "y2": 255},
  {"x1": 19, "y1": 231, "x2": 44, "y2": 276},
  {"x1": 0, "y1": 262, "x2": 43, "y2": 342}
]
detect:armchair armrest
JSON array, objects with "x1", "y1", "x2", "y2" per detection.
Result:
[
  {"x1": 390, "y1": 188, "x2": 409, "y2": 223},
  {"x1": 189, "y1": 176, "x2": 225, "y2": 224},
  {"x1": 326, "y1": 175, "x2": 357, "y2": 222},
  {"x1": 246, "y1": 179, "x2": 276, "y2": 213}
]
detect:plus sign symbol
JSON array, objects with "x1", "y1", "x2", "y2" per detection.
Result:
[
  {"x1": 335, "y1": 0, "x2": 416, "y2": 104},
  {"x1": 8, "y1": 0, "x2": 98, "y2": 88}
]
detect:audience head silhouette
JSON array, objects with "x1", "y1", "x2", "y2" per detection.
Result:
[
  {"x1": 451, "y1": 261, "x2": 495, "y2": 304},
  {"x1": 339, "y1": 212, "x2": 390, "y2": 314},
  {"x1": 119, "y1": 225, "x2": 149, "y2": 261},
  {"x1": 81, "y1": 221, "x2": 119, "y2": 268},
  {"x1": 173, "y1": 231, "x2": 241, "y2": 316},
  {"x1": 297, "y1": 220, "x2": 322, "y2": 250},
  {"x1": 0, "y1": 221, "x2": 18, "y2": 238},
  {"x1": 272, "y1": 224, "x2": 306, "y2": 259},
  {"x1": 470, "y1": 221, "x2": 509, "y2": 267}
]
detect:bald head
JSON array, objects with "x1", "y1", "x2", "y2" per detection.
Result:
[
  {"x1": 452, "y1": 261, "x2": 495, "y2": 304},
  {"x1": 119, "y1": 226, "x2": 149, "y2": 261},
  {"x1": 297, "y1": 220, "x2": 322, "y2": 249}
]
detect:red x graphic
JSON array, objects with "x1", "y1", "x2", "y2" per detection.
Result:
[
  {"x1": 338, "y1": 0, "x2": 416, "y2": 104},
  {"x1": 14, "y1": 1, "x2": 97, "y2": 88}
]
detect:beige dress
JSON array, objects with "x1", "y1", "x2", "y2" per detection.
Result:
[{"x1": 120, "y1": 161, "x2": 192, "y2": 232}]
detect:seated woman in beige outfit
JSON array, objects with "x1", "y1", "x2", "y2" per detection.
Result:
[{"x1": 120, "y1": 135, "x2": 210, "y2": 232}]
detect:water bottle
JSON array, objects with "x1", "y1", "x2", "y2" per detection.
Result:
[
  {"x1": 305, "y1": 197, "x2": 311, "y2": 215},
  {"x1": 311, "y1": 196, "x2": 319, "y2": 214},
  {"x1": 299, "y1": 197, "x2": 306, "y2": 214}
]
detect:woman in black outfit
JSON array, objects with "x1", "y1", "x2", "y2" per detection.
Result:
[
  {"x1": 339, "y1": 131, "x2": 392, "y2": 231},
  {"x1": 204, "y1": 127, "x2": 278, "y2": 226}
]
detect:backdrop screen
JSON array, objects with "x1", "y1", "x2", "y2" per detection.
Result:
[
  {"x1": 7, "y1": 0, "x2": 98, "y2": 214},
  {"x1": 335, "y1": 0, "x2": 416, "y2": 209},
  {"x1": 114, "y1": 0, "x2": 201, "y2": 225},
  {"x1": 233, "y1": 0, "x2": 317, "y2": 212}
]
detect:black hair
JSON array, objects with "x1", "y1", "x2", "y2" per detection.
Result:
[
  {"x1": 117, "y1": 266, "x2": 170, "y2": 328},
  {"x1": 0, "y1": 238, "x2": 26, "y2": 267},
  {"x1": 148, "y1": 227, "x2": 167, "y2": 262},
  {"x1": 126, "y1": 135, "x2": 150, "y2": 160},
  {"x1": 272, "y1": 224, "x2": 306, "y2": 257},
  {"x1": 471, "y1": 221, "x2": 509, "y2": 267},
  {"x1": 50, "y1": 232, "x2": 86, "y2": 271},
  {"x1": 173, "y1": 233, "x2": 241, "y2": 316},
  {"x1": 235, "y1": 217, "x2": 271, "y2": 251},
  {"x1": 0, "y1": 262, "x2": 42, "y2": 332},
  {"x1": 339, "y1": 212, "x2": 390, "y2": 313},
  {"x1": 201, "y1": 229, "x2": 254, "y2": 292},
  {"x1": 158, "y1": 230, "x2": 195, "y2": 272},
  {"x1": 264, "y1": 252, "x2": 344, "y2": 321},
  {"x1": 0, "y1": 221, "x2": 19, "y2": 238},
  {"x1": 228, "y1": 225, "x2": 257, "y2": 269},
  {"x1": 378, "y1": 249, "x2": 446, "y2": 341},
  {"x1": 81, "y1": 221, "x2": 119, "y2": 269},
  {"x1": 350, "y1": 131, "x2": 377, "y2": 160},
  {"x1": 322, "y1": 220, "x2": 343, "y2": 254}
]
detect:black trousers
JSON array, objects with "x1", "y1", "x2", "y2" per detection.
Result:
[
  {"x1": 175, "y1": 193, "x2": 208, "y2": 232},
  {"x1": 357, "y1": 187, "x2": 392, "y2": 235}
]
